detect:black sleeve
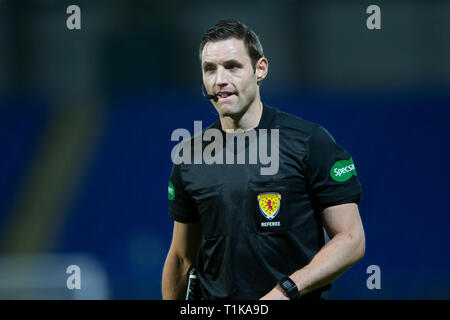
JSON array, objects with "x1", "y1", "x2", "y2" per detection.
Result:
[
  {"x1": 305, "y1": 126, "x2": 362, "y2": 209},
  {"x1": 168, "y1": 164, "x2": 200, "y2": 223}
]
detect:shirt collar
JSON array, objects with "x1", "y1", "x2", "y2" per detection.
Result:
[{"x1": 211, "y1": 103, "x2": 277, "y2": 132}]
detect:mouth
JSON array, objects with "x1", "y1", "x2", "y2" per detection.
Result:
[{"x1": 216, "y1": 92, "x2": 236, "y2": 100}]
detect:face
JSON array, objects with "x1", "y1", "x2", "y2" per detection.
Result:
[{"x1": 201, "y1": 38, "x2": 267, "y2": 117}]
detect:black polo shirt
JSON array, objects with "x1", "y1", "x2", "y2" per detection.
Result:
[{"x1": 168, "y1": 104, "x2": 362, "y2": 299}]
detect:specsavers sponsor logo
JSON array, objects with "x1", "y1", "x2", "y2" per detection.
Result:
[
  {"x1": 330, "y1": 158, "x2": 357, "y2": 182},
  {"x1": 168, "y1": 181, "x2": 175, "y2": 200}
]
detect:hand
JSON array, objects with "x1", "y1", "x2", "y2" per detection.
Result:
[{"x1": 259, "y1": 285, "x2": 289, "y2": 300}]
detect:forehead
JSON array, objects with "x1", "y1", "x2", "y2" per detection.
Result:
[{"x1": 201, "y1": 38, "x2": 251, "y2": 64}]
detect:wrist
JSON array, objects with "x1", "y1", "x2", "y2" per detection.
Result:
[
  {"x1": 277, "y1": 276, "x2": 300, "y2": 300},
  {"x1": 276, "y1": 284, "x2": 290, "y2": 299}
]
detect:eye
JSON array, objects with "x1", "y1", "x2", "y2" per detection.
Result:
[{"x1": 204, "y1": 65, "x2": 215, "y2": 72}]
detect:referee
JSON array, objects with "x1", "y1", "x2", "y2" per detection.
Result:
[{"x1": 162, "y1": 19, "x2": 365, "y2": 300}]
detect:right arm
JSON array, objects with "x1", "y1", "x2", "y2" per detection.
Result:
[{"x1": 162, "y1": 221, "x2": 202, "y2": 300}]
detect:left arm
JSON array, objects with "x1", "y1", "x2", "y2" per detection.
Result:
[{"x1": 260, "y1": 202, "x2": 365, "y2": 300}]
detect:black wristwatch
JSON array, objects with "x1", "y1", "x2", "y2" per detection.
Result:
[{"x1": 277, "y1": 277, "x2": 300, "y2": 300}]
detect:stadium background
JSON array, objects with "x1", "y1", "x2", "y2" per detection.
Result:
[{"x1": 0, "y1": 0, "x2": 449, "y2": 299}]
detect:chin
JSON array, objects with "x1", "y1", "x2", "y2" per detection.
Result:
[
  {"x1": 217, "y1": 101, "x2": 248, "y2": 118},
  {"x1": 217, "y1": 103, "x2": 239, "y2": 116}
]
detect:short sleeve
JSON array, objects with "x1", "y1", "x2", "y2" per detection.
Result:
[
  {"x1": 168, "y1": 164, "x2": 199, "y2": 223},
  {"x1": 306, "y1": 126, "x2": 362, "y2": 209}
]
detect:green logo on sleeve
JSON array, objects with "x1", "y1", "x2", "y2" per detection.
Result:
[
  {"x1": 168, "y1": 181, "x2": 175, "y2": 200},
  {"x1": 330, "y1": 158, "x2": 357, "y2": 182}
]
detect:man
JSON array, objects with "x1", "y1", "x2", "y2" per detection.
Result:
[{"x1": 162, "y1": 19, "x2": 365, "y2": 300}]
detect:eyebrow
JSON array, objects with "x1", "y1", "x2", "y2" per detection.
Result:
[{"x1": 202, "y1": 59, "x2": 243, "y2": 69}]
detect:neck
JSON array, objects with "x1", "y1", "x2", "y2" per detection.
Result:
[{"x1": 219, "y1": 97, "x2": 263, "y2": 132}]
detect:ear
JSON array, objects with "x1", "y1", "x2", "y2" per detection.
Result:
[{"x1": 255, "y1": 57, "x2": 269, "y2": 84}]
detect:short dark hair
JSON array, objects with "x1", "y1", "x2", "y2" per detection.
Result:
[{"x1": 199, "y1": 19, "x2": 264, "y2": 71}]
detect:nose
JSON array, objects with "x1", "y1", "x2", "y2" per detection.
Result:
[{"x1": 215, "y1": 66, "x2": 228, "y2": 88}]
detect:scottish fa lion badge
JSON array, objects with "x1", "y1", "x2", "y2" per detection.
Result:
[{"x1": 257, "y1": 193, "x2": 281, "y2": 220}]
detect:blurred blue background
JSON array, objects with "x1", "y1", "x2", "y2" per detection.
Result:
[{"x1": 0, "y1": 0, "x2": 449, "y2": 299}]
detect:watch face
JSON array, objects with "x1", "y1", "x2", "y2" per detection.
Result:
[
  {"x1": 281, "y1": 279, "x2": 296, "y2": 291},
  {"x1": 279, "y1": 277, "x2": 300, "y2": 299}
]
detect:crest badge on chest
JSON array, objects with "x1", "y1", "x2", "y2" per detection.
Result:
[{"x1": 257, "y1": 192, "x2": 281, "y2": 220}]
